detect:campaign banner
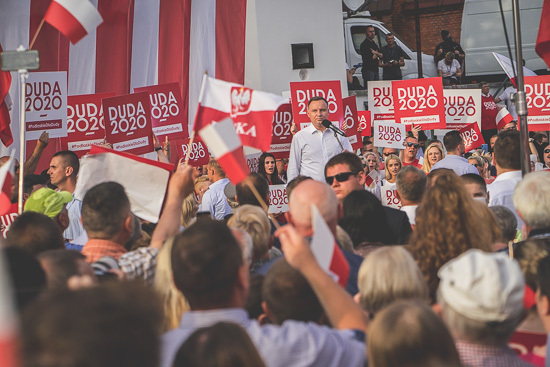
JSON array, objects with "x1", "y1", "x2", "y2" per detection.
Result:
[
  {"x1": 443, "y1": 89, "x2": 481, "y2": 130},
  {"x1": 459, "y1": 123, "x2": 485, "y2": 151},
  {"x1": 61, "y1": 92, "x2": 114, "y2": 157},
  {"x1": 246, "y1": 151, "x2": 262, "y2": 173},
  {"x1": 381, "y1": 183, "x2": 401, "y2": 209},
  {"x1": 341, "y1": 96, "x2": 362, "y2": 151},
  {"x1": 270, "y1": 103, "x2": 293, "y2": 159},
  {"x1": 25, "y1": 71, "x2": 68, "y2": 139},
  {"x1": 373, "y1": 121, "x2": 405, "y2": 149},
  {"x1": 102, "y1": 92, "x2": 154, "y2": 156},
  {"x1": 392, "y1": 77, "x2": 446, "y2": 130},
  {"x1": 176, "y1": 137, "x2": 210, "y2": 167},
  {"x1": 525, "y1": 75, "x2": 550, "y2": 131},
  {"x1": 358, "y1": 111, "x2": 372, "y2": 137},
  {"x1": 289, "y1": 80, "x2": 343, "y2": 130},
  {"x1": 368, "y1": 80, "x2": 394, "y2": 122},
  {"x1": 268, "y1": 184, "x2": 289, "y2": 213},
  {"x1": 134, "y1": 82, "x2": 187, "y2": 140},
  {"x1": 0, "y1": 203, "x2": 18, "y2": 239}
]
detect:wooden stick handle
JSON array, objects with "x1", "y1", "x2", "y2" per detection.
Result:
[{"x1": 29, "y1": 18, "x2": 45, "y2": 50}]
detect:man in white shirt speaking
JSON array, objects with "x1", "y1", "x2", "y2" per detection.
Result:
[{"x1": 287, "y1": 97, "x2": 353, "y2": 182}]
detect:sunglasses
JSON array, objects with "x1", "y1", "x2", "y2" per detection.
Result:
[
  {"x1": 383, "y1": 152, "x2": 396, "y2": 156},
  {"x1": 404, "y1": 142, "x2": 419, "y2": 149},
  {"x1": 471, "y1": 163, "x2": 481, "y2": 167},
  {"x1": 545, "y1": 149, "x2": 550, "y2": 154},
  {"x1": 325, "y1": 171, "x2": 359, "y2": 185}
]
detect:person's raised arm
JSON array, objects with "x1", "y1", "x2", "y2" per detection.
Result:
[
  {"x1": 24, "y1": 131, "x2": 49, "y2": 176},
  {"x1": 276, "y1": 224, "x2": 368, "y2": 331},
  {"x1": 150, "y1": 164, "x2": 194, "y2": 248}
]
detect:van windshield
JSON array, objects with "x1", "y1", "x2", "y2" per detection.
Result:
[{"x1": 351, "y1": 25, "x2": 413, "y2": 57}]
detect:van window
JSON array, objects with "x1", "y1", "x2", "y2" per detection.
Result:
[{"x1": 351, "y1": 26, "x2": 384, "y2": 54}]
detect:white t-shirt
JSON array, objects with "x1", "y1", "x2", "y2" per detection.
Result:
[{"x1": 437, "y1": 59, "x2": 461, "y2": 77}]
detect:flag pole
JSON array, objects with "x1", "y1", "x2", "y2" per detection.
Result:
[
  {"x1": 29, "y1": 18, "x2": 45, "y2": 50},
  {"x1": 17, "y1": 70, "x2": 28, "y2": 214},
  {"x1": 245, "y1": 180, "x2": 280, "y2": 229}
]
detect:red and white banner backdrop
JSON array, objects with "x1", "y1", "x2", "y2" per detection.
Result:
[
  {"x1": 0, "y1": 203, "x2": 18, "y2": 239},
  {"x1": 134, "y1": 82, "x2": 187, "y2": 140},
  {"x1": 102, "y1": 92, "x2": 154, "y2": 156},
  {"x1": 358, "y1": 111, "x2": 371, "y2": 137},
  {"x1": 368, "y1": 80, "x2": 394, "y2": 123},
  {"x1": 0, "y1": 0, "x2": 246, "y2": 160},
  {"x1": 443, "y1": 89, "x2": 481, "y2": 130},
  {"x1": 270, "y1": 103, "x2": 293, "y2": 159},
  {"x1": 392, "y1": 77, "x2": 446, "y2": 130},
  {"x1": 525, "y1": 75, "x2": 550, "y2": 131},
  {"x1": 61, "y1": 92, "x2": 114, "y2": 157},
  {"x1": 176, "y1": 137, "x2": 210, "y2": 167},
  {"x1": 25, "y1": 72, "x2": 68, "y2": 139},
  {"x1": 289, "y1": 81, "x2": 343, "y2": 130},
  {"x1": 459, "y1": 123, "x2": 485, "y2": 151},
  {"x1": 268, "y1": 184, "x2": 289, "y2": 213},
  {"x1": 341, "y1": 96, "x2": 362, "y2": 151}
]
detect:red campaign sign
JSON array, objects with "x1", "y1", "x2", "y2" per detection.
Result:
[
  {"x1": 61, "y1": 92, "x2": 114, "y2": 158},
  {"x1": 134, "y1": 82, "x2": 188, "y2": 140},
  {"x1": 289, "y1": 80, "x2": 343, "y2": 130},
  {"x1": 102, "y1": 92, "x2": 154, "y2": 156},
  {"x1": 175, "y1": 137, "x2": 210, "y2": 167},
  {"x1": 525, "y1": 75, "x2": 550, "y2": 131},
  {"x1": 459, "y1": 123, "x2": 485, "y2": 151},
  {"x1": 0, "y1": 203, "x2": 18, "y2": 239},
  {"x1": 341, "y1": 96, "x2": 362, "y2": 151},
  {"x1": 270, "y1": 103, "x2": 293, "y2": 159},
  {"x1": 358, "y1": 111, "x2": 371, "y2": 137},
  {"x1": 392, "y1": 77, "x2": 446, "y2": 130}
]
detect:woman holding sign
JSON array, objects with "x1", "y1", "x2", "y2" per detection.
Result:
[
  {"x1": 380, "y1": 155, "x2": 402, "y2": 209},
  {"x1": 258, "y1": 153, "x2": 284, "y2": 185},
  {"x1": 421, "y1": 143, "x2": 445, "y2": 174}
]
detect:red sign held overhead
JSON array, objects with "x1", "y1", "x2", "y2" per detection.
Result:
[
  {"x1": 270, "y1": 103, "x2": 293, "y2": 159},
  {"x1": 176, "y1": 137, "x2": 210, "y2": 167},
  {"x1": 358, "y1": 111, "x2": 371, "y2": 137},
  {"x1": 341, "y1": 96, "x2": 362, "y2": 151},
  {"x1": 61, "y1": 92, "x2": 114, "y2": 157},
  {"x1": 134, "y1": 82, "x2": 188, "y2": 140},
  {"x1": 290, "y1": 80, "x2": 343, "y2": 130},
  {"x1": 102, "y1": 92, "x2": 154, "y2": 156},
  {"x1": 392, "y1": 77, "x2": 446, "y2": 130},
  {"x1": 459, "y1": 123, "x2": 485, "y2": 152},
  {"x1": 525, "y1": 75, "x2": 550, "y2": 131}
]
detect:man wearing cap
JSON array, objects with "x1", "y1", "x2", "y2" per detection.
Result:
[
  {"x1": 437, "y1": 249, "x2": 530, "y2": 367},
  {"x1": 24, "y1": 188, "x2": 72, "y2": 234}
]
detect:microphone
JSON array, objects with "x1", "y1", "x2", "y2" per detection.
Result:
[{"x1": 322, "y1": 119, "x2": 347, "y2": 137}]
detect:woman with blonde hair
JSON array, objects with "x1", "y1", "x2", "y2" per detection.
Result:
[
  {"x1": 421, "y1": 143, "x2": 445, "y2": 174},
  {"x1": 380, "y1": 155, "x2": 402, "y2": 208}
]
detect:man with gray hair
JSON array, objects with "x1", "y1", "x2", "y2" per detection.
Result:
[
  {"x1": 513, "y1": 171, "x2": 550, "y2": 239},
  {"x1": 437, "y1": 249, "x2": 529, "y2": 367},
  {"x1": 395, "y1": 165, "x2": 427, "y2": 226}
]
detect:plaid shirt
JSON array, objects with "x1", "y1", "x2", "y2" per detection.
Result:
[
  {"x1": 118, "y1": 247, "x2": 159, "y2": 284},
  {"x1": 82, "y1": 239, "x2": 127, "y2": 263},
  {"x1": 456, "y1": 341, "x2": 535, "y2": 367}
]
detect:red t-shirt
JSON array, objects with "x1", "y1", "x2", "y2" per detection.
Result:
[
  {"x1": 481, "y1": 94, "x2": 498, "y2": 131},
  {"x1": 402, "y1": 158, "x2": 422, "y2": 169}
]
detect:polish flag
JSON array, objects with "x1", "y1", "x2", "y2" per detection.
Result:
[
  {"x1": 194, "y1": 75, "x2": 286, "y2": 152},
  {"x1": 496, "y1": 107, "x2": 514, "y2": 131},
  {"x1": 198, "y1": 117, "x2": 249, "y2": 184},
  {"x1": 0, "y1": 154, "x2": 14, "y2": 217},
  {"x1": 310, "y1": 204, "x2": 350, "y2": 288},
  {"x1": 44, "y1": 0, "x2": 103, "y2": 45},
  {"x1": 536, "y1": 0, "x2": 550, "y2": 68},
  {"x1": 0, "y1": 44, "x2": 13, "y2": 148},
  {"x1": 74, "y1": 145, "x2": 174, "y2": 223},
  {"x1": 364, "y1": 169, "x2": 378, "y2": 187},
  {"x1": 0, "y1": 248, "x2": 19, "y2": 367}
]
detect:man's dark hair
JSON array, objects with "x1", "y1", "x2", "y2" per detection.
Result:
[
  {"x1": 7, "y1": 212, "x2": 64, "y2": 255},
  {"x1": 366, "y1": 25, "x2": 375, "y2": 32},
  {"x1": 479, "y1": 81, "x2": 489, "y2": 88},
  {"x1": 171, "y1": 220, "x2": 243, "y2": 309},
  {"x1": 461, "y1": 173, "x2": 487, "y2": 191},
  {"x1": 395, "y1": 166, "x2": 427, "y2": 203},
  {"x1": 53, "y1": 150, "x2": 80, "y2": 177},
  {"x1": 489, "y1": 206, "x2": 518, "y2": 243},
  {"x1": 236, "y1": 173, "x2": 269, "y2": 207},
  {"x1": 22, "y1": 282, "x2": 162, "y2": 367},
  {"x1": 262, "y1": 258, "x2": 325, "y2": 325},
  {"x1": 82, "y1": 182, "x2": 131, "y2": 239},
  {"x1": 244, "y1": 274, "x2": 265, "y2": 320},
  {"x1": 537, "y1": 255, "x2": 550, "y2": 299},
  {"x1": 494, "y1": 130, "x2": 521, "y2": 170},
  {"x1": 324, "y1": 152, "x2": 363, "y2": 177},
  {"x1": 443, "y1": 130, "x2": 463, "y2": 152},
  {"x1": 534, "y1": 133, "x2": 547, "y2": 144},
  {"x1": 307, "y1": 96, "x2": 328, "y2": 109},
  {"x1": 4, "y1": 246, "x2": 46, "y2": 312},
  {"x1": 37, "y1": 250, "x2": 89, "y2": 290},
  {"x1": 285, "y1": 176, "x2": 312, "y2": 198},
  {"x1": 23, "y1": 174, "x2": 47, "y2": 195}
]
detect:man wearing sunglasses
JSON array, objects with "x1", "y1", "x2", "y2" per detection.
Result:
[
  {"x1": 402, "y1": 136, "x2": 423, "y2": 169},
  {"x1": 287, "y1": 97, "x2": 353, "y2": 182},
  {"x1": 543, "y1": 146, "x2": 550, "y2": 169}
]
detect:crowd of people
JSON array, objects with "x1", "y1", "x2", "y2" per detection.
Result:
[{"x1": 1, "y1": 92, "x2": 550, "y2": 367}]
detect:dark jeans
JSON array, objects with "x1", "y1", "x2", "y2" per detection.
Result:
[{"x1": 362, "y1": 70, "x2": 379, "y2": 88}]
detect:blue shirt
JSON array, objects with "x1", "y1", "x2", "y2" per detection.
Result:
[
  {"x1": 64, "y1": 196, "x2": 85, "y2": 241},
  {"x1": 198, "y1": 178, "x2": 232, "y2": 220},
  {"x1": 430, "y1": 155, "x2": 479, "y2": 176}
]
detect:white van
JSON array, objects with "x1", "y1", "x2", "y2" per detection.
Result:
[{"x1": 343, "y1": 12, "x2": 438, "y2": 85}]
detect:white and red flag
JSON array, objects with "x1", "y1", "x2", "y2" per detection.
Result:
[
  {"x1": 198, "y1": 117, "x2": 249, "y2": 184},
  {"x1": 44, "y1": 0, "x2": 103, "y2": 44},
  {"x1": 310, "y1": 204, "x2": 350, "y2": 288},
  {"x1": 194, "y1": 75, "x2": 285, "y2": 152},
  {"x1": 0, "y1": 44, "x2": 13, "y2": 148},
  {"x1": 496, "y1": 107, "x2": 514, "y2": 131},
  {"x1": 364, "y1": 169, "x2": 378, "y2": 187},
  {"x1": 536, "y1": 1, "x2": 550, "y2": 69},
  {"x1": 0, "y1": 154, "x2": 14, "y2": 217}
]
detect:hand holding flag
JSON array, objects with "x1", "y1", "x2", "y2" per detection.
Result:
[{"x1": 0, "y1": 154, "x2": 15, "y2": 216}]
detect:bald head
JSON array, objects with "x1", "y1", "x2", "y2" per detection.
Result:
[{"x1": 288, "y1": 180, "x2": 339, "y2": 236}]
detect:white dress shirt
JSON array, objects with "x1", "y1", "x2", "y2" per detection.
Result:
[
  {"x1": 488, "y1": 170, "x2": 523, "y2": 229},
  {"x1": 287, "y1": 124, "x2": 353, "y2": 182},
  {"x1": 198, "y1": 177, "x2": 231, "y2": 220}
]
